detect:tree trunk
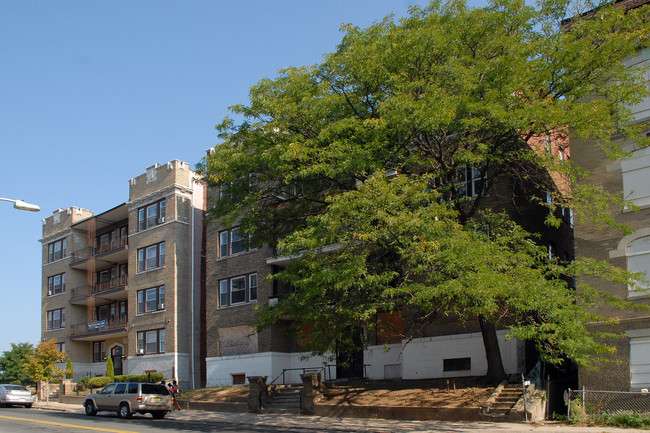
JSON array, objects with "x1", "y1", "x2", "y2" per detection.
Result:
[{"x1": 478, "y1": 314, "x2": 507, "y2": 384}]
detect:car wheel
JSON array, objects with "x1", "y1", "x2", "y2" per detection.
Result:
[
  {"x1": 151, "y1": 411, "x2": 166, "y2": 419},
  {"x1": 24, "y1": 404, "x2": 32, "y2": 408},
  {"x1": 118, "y1": 403, "x2": 132, "y2": 419},
  {"x1": 84, "y1": 401, "x2": 97, "y2": 416}
]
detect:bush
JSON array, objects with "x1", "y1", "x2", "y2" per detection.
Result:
[
  {"x1": 568, "y1": 398, "x2": 587, "y2": 424},
  {"x1": 113, "y1": 373, "x2": 164, "y2": 383},
  {"x1": 89, "y1": 376, "x2": 113, "y2": 388},
  {"x1": 597, "y1": 411, "x2": 650, "y2": 428},
  {"x1": 105, "y1": 357, "x2": 114, "y2": 378},
  {"x1": 78, "y1": 376, "x2": 90, "y2": 390},
  {"x1": 85, "y1": 373, "x2": 165, "y2": 390}
]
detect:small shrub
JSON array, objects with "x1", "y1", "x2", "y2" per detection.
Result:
[
  {"x1": 105, "y1": 357, "x2": 114, "y2": 378},
  {"x1": 65, "y1": 358, "x2": 74, "y2": 379},
  {"x1": 568, "y1": 398, "x2": 587, "y2": 424},
  {"x1": 78, "y1": 376, "x2": 90, "y2": 390},
  {"x1": 597, "y1": 411, "x2": 650, "y2": 428}
]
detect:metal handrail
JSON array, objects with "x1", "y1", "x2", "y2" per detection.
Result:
[{"x1": 269, "y1": 366, "x2": 328, "y2": 386}]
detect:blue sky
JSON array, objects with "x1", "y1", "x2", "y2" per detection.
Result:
[{"x1": 0, "y1": 0, "x2": 482, "y2": 355}]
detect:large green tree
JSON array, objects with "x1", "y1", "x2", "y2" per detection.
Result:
[
  {"x1": 198, "y1": 0, "x2": 649, "y2": 382},
  {"x1": 0, "y1": 342, "x2": 34, "y2": 385}
]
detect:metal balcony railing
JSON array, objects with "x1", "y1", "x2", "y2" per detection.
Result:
[
  {"x1": 70, "y1": 318, "x2": 128, "y2": 337},
  {"x1": 71, "y1": 275, "x2": 128, "y2": 299},
  {"x1": 71, "y1": 235, "x2": 127, "y2": 262}
]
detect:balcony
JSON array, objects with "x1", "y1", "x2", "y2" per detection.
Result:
[
  {"x1": 70, "y1": 276, "x2": 128, "y2": 305},
  {"x1": 70, "y1": 318, "x2": 128, "y2": 341},
  {"x1": 70, "y1": 236, "x2": 128, "y2": 270}
]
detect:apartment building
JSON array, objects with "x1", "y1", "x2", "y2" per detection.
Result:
[
  {"x1": 40, "y1": 160, "x2": 205, "y2": 390},
  {"x1": 572, "y1": 1, "x2": 650, "y2": 390},
  {"x1": 203, "y1": 155, "x2": 574, "y2": 387}
]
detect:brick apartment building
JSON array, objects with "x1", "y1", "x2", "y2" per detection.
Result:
[
  {"x1": 572, "y1": 0, "x2": 650, "y2": 390},
  {"x1": 203, "y1": 150, "x2": 575, "y2": 387},
  {"x1": 40, "y1": 160, "x2": 205, "y2": 390}
]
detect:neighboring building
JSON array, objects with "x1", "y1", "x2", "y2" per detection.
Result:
[
  {"x1": 40, "y1": 160, "x2": 205, "y2": 390},
  {"x1": 572, "y1": 0, "x2": 650, "y2": 391},
  {"x1": 203, "y1": 145, "x2": 574, "y2": 387}
]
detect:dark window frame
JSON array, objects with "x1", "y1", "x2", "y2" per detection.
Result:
[
  {"x1": 138, "y1": 199, "x2": 166, "y2": 232},
  {"x1": 48, "y1": 238, "x2": 67, "y2": 262},
  {"x1": 47, "y1": 273, "x2": 66, "y2": 296},
  {"x1": 137, "y1": 286, "x2": 165, "y2": 314},
  {"x1": 47, "y1": 308, "x2": 65, "y2": 330},
  {"x1": 137, "y1": 242, "x2": 165, "y2": 272},
  {"x1": 137, "y1": 329, "x2": 166, "y2": 355},
  {"x1": 218, "y1": 227, "x2": 256, "y2": 258},
  {"x1": 218, "y1": 273, "x2": 258, "y2": 307}
]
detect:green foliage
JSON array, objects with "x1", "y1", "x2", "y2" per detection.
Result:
[
  {"x1": 22, "y1": 339, "x2": 67, "y2": 384},
  {"x1": 596, "y1": 411, "x2": 650, "y2": 428},
  {"x1": 568, "y1": 398, "x2": 587, "y2": 424},
  {"x1": 65, "y1": 358, "x2": 73, "y2": 380},
  {"x1": 198, "y1": 0, "x2": 650, "y2": 377},
  {"x1": 113, "y1": 373, "x2": 164, "y2": 383},
  {"x1": 78, "y1": 375, "x2": 90, "y2": 390},
  {"x1": 86, "y1": 373, "x2": 164, "y2": 389},
  {"x1": 0, "y1": 342, "x2": 34, "y2": 385},
  {"x1": 89, "y1": 376, "x2": 113, "y2": 388},
  {"x1": 105, "y1": 356, "x2": 114, "y2": 378}
]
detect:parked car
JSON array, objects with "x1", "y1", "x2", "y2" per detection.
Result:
[
  {"x1": 83, "y1": 382, "x2": 171, "y2": 419},
  {"x1": 0, "y1": 384, "x2": 36, "y2": 408}
]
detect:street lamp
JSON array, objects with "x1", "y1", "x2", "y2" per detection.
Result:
[{"x1": 0, "y1": 197, "x2": 40, "y2": 212}]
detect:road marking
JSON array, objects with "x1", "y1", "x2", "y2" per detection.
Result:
[{"x1": 0, "y1": 415, "x2": 141, "y2": 433}]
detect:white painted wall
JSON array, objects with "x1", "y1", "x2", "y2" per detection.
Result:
[
  {"x1": 125, "y1": 352, "x2": 176, "y2": 381},
  {"x1": 206, "y1": 332, "x2": 525, "y2": 386},
  {"x1": 400, "y1": 331, "x2": 524, "y2": 379},
  {"x1": 206, "y1": 352, "x2": 333, "y2": 387}
]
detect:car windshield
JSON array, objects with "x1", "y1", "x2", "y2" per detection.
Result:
[
  {"x1": 141, "y1": 384, "x2": 169, "y2": 395},
  {"x1": 4, "y1": 385, "x2": 28, "y2": 391}
]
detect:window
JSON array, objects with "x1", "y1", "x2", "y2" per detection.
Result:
[
  {"x1": 47, "y1": 273, "x2": 65, "y2": 296},
  {"x1": 93, "y1": 341, "x2": 106, "y2": 362},
  {"x1": 47, "y1": 308, "x2": 65, "y2": 330},
  {"x1": 458, "y1": 165, "x2": 486, "y2": 197},
  {"x1": 622, "y1": 147, "x2": 650, "y2": 208},
  {"x1": 138, "y1": 200, "x2": 166, "y2": 231},
  {"x1": 137, "y1": 329, "x2": 165, "y2": 354},
  {"x1": 218, "y1": 227, "x2": 255, "y2": 258},
  {"x1": 137, "y1": 286, "x2": 165, "y2": 314},
  {"x1": 628, "y1": 235, "x2": 650, "y2": 296},
  {"x1": 219, "y1": 273, "x2": 258, "y2": 307},
  {"x1": 56, "y1": 342, "x2": 65, "y2": 353},
  {"x1": 48, "y1": 239, "x2": 66, "y2": 262},
  {"x1": 443, "y1": 357, "x2": 472, "y2": 372},
  {"x1": 137, "y1": 242, "x2": 165, "y2": 272},
  {"x1": 249, "y1": 274, "x2": 258, "y2": 302}
]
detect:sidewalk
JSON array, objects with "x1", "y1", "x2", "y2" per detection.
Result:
[{"x1": 31, "y1": 400, "x2": 648, "y2": 433}]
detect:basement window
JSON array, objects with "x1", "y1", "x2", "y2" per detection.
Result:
[
  {"x1": 232, "y1": 373, "x2": 246, "y2": 385},
  {"x1": 443, "y1": 357, "x2": 471, "y2": 372}
]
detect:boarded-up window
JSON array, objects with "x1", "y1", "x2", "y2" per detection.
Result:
[{"x1": 376, "y1": 311, "x2": 403, "y2": 345}]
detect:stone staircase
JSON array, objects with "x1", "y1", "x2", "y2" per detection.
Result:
[
  {"x1": 482, "y1": 383, "x2": 523, "y2": 417},
  {"x1": 264, "y1": 385, "x2": 302, "y2": 414}
]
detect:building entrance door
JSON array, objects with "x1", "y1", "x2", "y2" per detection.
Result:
[{"x1": 111, "y1": 346, "x2": 123, "y2": 376}]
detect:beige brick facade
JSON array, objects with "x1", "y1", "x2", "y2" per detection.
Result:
[{"x1": 40, "y1": 160, "x2": 205, "y2": 390}]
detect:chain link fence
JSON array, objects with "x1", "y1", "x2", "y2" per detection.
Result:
[{"x1": 567, "y1": 388, "x2": 650, "y2": 420}]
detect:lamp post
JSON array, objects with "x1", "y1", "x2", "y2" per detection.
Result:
[{"x1": 0, "y1": 197, "x2": 40, "y2": 212}]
